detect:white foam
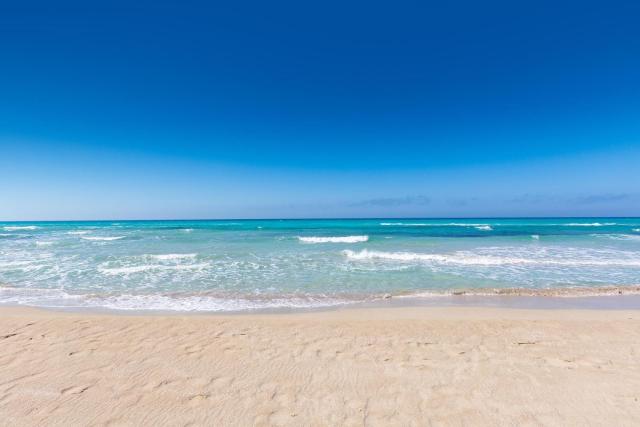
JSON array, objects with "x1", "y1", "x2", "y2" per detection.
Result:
[
  {"x1": 531, "y1": 235, "x2": 540, "y2": 240},
  {"x1": 475, "y1": 225, "x2": 492, "y2": 231},
  {"x1": 149, "y1": 253, "x2": 197, "y2": 261},
  {"x1": 3, "y1": 226, "x2": 38, "y2": 231},
  {"x1": 381, "y1": 222, "x2": 492, "y2": 228},
  {"x1": 633, "y1": 229, "x2": 640, "y2": 233},
  {"x1": 81, "y1": 236, "x2": 125, "y2": 241},
  {"x1": 565, "y1": 222, "x2": 616, "y2": 227},
  {"x1": 86, "y1": 294, "x2": 350, "y2": 312},
  {"x1": 182, "y1": 228, "x2": 194, "y2": 233},
  {"x1": 298, "y1": 236, "x2": 369, "y2": 243},
  {"x1": 35, "y1": 241, "x2": 54, "y2": 246},
  {"x1": 0, "y1": 287, "x2": 352, "y2": 312},
  {"x1": 342, "y1": 249, "x2": 640, "y2": 267},
  {"x1": 67, "y1": 230, "x2": 90, "y2": 235},
  {"x1": 595, "y1": 234, "x2": 640, "y2": 241},
  {"x1": 98, "y1": 262, "x2": 209, "y2": 275},
  {"x1": 0, "y1": 287, "x2": 83, "y2": 306}
]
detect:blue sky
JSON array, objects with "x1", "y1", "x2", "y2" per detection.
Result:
[{"x1": 1, "y1": 0, "x2": 639, "y2": 219}]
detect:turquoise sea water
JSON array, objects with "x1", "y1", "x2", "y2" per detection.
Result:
[{"x1": 1, "y1": 218, "x2": 640, "y2": 311}]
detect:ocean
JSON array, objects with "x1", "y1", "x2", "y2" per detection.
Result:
[{"x1": 1, "y1": 218, "x2": 640, "y2": 311}]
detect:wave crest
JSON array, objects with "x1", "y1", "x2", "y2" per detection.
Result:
[
  {"x1": 149, "y1": 253, "x2": 197, "y2": 260},
  {"x1": 3, "y1": 226, "x2": 38, "y2": 231},
  {"x1": 566, "y1": 222, "x2": 616, "y2": 227},
  {"x1": 98, "y1": 262, "x2": 209, "y2": 275},
  {"x1": 381, "y1": 222, "x2": 493, "y2": 229},
  {"x1": 342, "y1": 249, "x2": 640, "y2": 267},
  {"x1": 298, "y1": 236, "x2": 369, "y2": 243}
]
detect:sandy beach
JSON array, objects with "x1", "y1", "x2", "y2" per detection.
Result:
[{"x1": 1, "y1": 305, "x2": 639, "y2": 426}]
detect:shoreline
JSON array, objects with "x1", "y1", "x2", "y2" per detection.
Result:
[
  {"x1": 1, "y1": 304, "x2": 640, "y2": 322},
  {"x1": 2, "y1": 285, "x2": 640, "y2": 316}
]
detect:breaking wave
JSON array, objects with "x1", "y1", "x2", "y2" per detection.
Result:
[
  {"x1": 98, "y1": 262, "x2": 209, "y2": 275},
  {"x1": 475, "y1": 225, "x2": 492, "y2": 231},
  {"x1": 380, "y1": 222, "x2": 492, "y2": 228},
  {"x1": 149, "y1": 253, "x2": 197, "y2": 260},
  {"x1": 298, "y1": 236, "x2": 369, "y2": 243},
  {"x1": 565, "y1": 222, "x2": 616, "y2": 227},
  {"x1": 342, "y1": 249, "x2": 640, "y2": 267},
  {"x1": 3, "y1": 226, "x2": 38, "y2": 231}
]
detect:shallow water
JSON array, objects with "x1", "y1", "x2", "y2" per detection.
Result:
[{"x1": 1, "y1": 218, "x2": 639, "y2": 311}]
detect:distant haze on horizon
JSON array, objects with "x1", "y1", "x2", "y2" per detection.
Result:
[{"x1": 1, "y1": 1, "x2": 639, "y2": 220}]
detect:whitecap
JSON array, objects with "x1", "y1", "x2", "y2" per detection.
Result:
[
  {"x1": 35, "y1": 241, "x2": 54, "y2": 246},
  {"x1": 149, "y1": 253, "x2": 197, "y2": 261},
  {"x1": 475, "y1": 225, "x2": 493, "y2": 231},
  {"x1": 381, "y1": 222, "x2": 492, "y2": 228},
  {"x1": 67, "y1": 230, "x2": 90, "y2": 235},
  {"x1": 298, "y1": 236, "x2": 369, "y2": 243},
  {"x1": 3, "y1": 226, "x2": 38, "y2": 231},
  {"x1": 565, "y1": 222, "x2": 616, "y2": 227},
  {"x1": 531, "y1": 235, "x2": 540, "y2": 240}
]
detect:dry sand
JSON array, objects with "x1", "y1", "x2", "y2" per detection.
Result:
[{"x1": 1, "y1": 306, "x2": 640, "y2": 426}]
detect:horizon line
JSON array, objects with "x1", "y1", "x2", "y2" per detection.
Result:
[{"x1": 1, "y1": 215, "x2": 639, "y2": 223}]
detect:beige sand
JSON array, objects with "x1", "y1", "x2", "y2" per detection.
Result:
[{"x1": 1, "y1": 306, "x2": 640, "y2": 426}]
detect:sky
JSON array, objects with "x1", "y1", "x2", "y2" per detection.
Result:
[{"x1": 1, "y1": 0, "x2": 639, "y2": 220}]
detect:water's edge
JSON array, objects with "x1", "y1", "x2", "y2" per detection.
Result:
[{"x1": 3, "y1": 286, "x2": 640, "y2": 316}]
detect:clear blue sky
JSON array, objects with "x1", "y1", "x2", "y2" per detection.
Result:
[{"x1": 1, "y1": 0, "x2": 639, "y2": 220}]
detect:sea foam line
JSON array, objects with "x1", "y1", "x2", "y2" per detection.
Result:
[
  {"x1": 3, "y1": 226, "x2": 38, "y2": 231},
  {"x1": 342, "y1": 249, "x2": 640, "y2": 267},
  {"x1": 400, "y1": 285, "x2": 640, "y2": 298},
  {"x1": 98, "y1": 262, "x2": 209, "y2": 275},
  {"x1": 380, "y1": 222, "x2": 624, "y2": 227},
  {"x1": 593, "y1": 234, "x2": 640, "y2": 241},
  {"x1": 81, "y1": 236, "x2": 125, "y2": 241},
  {"x1": 298, "y1": 236, "x2": 369, "y2": 243},
  {"x1": 0, "y1": 286, "x2": 355, "y2": 312},
  {"x1": 149, "y1": 253, "x2": 197, "y2": 260},
  {"x1": 381, "y1": 222, "x2": 492, "y2": 228},
  {"x1": 565, "y1": 222, "x2": 616, "y2": 226}
]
